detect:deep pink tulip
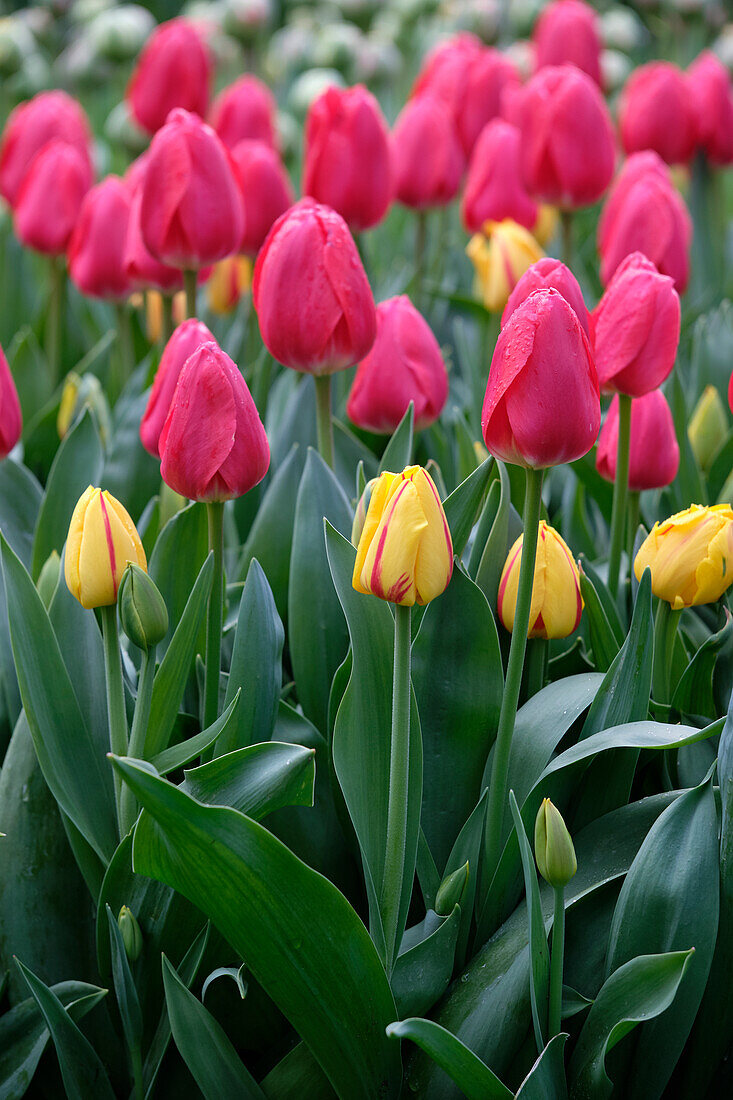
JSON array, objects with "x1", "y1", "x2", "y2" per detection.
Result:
[
  {"x1": 230, "y1": 140, "x2": 294, "y2": 256},
  {"x1": 127, "y1": 18, "x2": 211, "y2": 135},
  {"x1": 688, "y1": 52, "x2": 733, "y2": 166},
  {"x1": 0, "y1": 90, "x2": 92, "y2": 208},
  {"x1": 618, "y1": 62, "x2": 697, "y2": 166},
  {"x1": 303, "y1": 85, "x2": 393, "y2": 232},
  {"x1": 729, "y1": 368, "x2": 733, "y2": 418},
  {"x1": 140, "y1": 318, "x2": 215, "y2": 457},
  {"x1": 158, "y1": 341, "x2": 270, "y2": 502},
  {"x1": 533, "y1": 0, "x2": 602, "y2": 87},
  {"x1": 0, "y1": 343, "x2": 22, "y2": 458},
  {"x1": 593, "y1": 253, "x2": 680, "y2": 397},
  {"x1": 598, "y1": 152, "x2": 692, "y2": 292},
  {"x1": 392, "y1": 96, "x2": 464, "y2": 210},
  {"x1": 140, "y1": 109, "x2": 244, "y2": 270},
  {"x1": 252, "y1": 199, "x2": 376, "y2": 374},
  {"x1": 411, "y1": 33, "x2": 482, "y2": 114},
  {"x1": 68, "y1": 177, "x2": 132, "y2": 301},
  {"x1": 482, "y1": 288, "x2": 600, "y2": 468},
  {"x1": 596, "y1": 390, "x2": 679, "y2": 491},
  {"x1": 509, "y1": 64, "x2": 616, "y2": 208},
  {"x1": 125, "y1": 185, "x2": 185, "y2": 294},
  {"x1": 210, "y1": 76, "x2": 278, "y2": 151},
  {"x1": 347, "y1": 295, "x2": 448, "y2": 433},
  {"x1": 502, "y1": 257, "x2": 591, "y2": 341},
  {"x1": 461, "y1": 120, "x2": 538, "y2": 233},
  {"x1": 14, "y1": 140, "x2": 92, "y2": 255}
]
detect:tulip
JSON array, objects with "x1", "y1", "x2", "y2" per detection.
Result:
[
  {"x1": 127, "y1": 18, "x2": 211, "y2": 135},
  {"x1": 435, "y1": 862, "x2": 469, "y2": 916},
  {"x1": 593, "y1": 253, "x2": 680, "y2": 397},
  {"x1": 14, "y1": 140, "x2": 92, "y2": 255},
  {"x1": 596, "y1": 391, "x2": 679, "y2": 491},
  {"x1": 206, "y1": 256, "x2": 253, "y2": 315},
  {"x1": 347, "y1": 296, "x2": 448, "y2": 434},
  {"x1": 118, "y1": 562, "x2": 169, "y2": 653},
  {"x1": 210, "y1": 75, "x2": 278, "y2": 151},
  {"x1": 618, "y1": 62, "x2": 697, "y2": 166},
  {"x1": 118, "y1": 906, "x2": 143, "y2": 962},
  {"x1": 461, "y1": 120, "x2": 538, "y2": 235},
  {"x1": 533, "y1": 0, "x2": 602, "y2": 86},
  {"x1": 392, "y1": 96, "x2": 464, "y2": 210},
  {"x1": 140, "y1": 318, "x2": 216, "y2": 457},
  {"x1": 352, "y1": 465, "x2": 453, "y2": 607},
  {"x1": 508, "y1": 64, "x2": 616, "y2": 208},
  {"x1": 410, "y1": 33, "x2": 482, "y2": 122},
  {"x1": 0, "y1": 90, "x2": 92, "y2": 208},
  {"x1": 467, "y1": 219, "x2": 544, "y2": 313},
  {"x1": 498, "y1": 521, "x2": 582, "y2": 639},
  {"x1": 229, "y1": 139, "x2": 294, "y2": 256},
  {"x1": 688, "y1": 385, "x2": 728, "y2": 472},
  {"x1": 634, "y1": 504, "x2": 733, "y2": 610},
  {"x1": 302, "y1": 84, "x2": 393, "y2": 232},
  {"x1": 57, "y1": 371, "x2": 110, "y2": 445},
  {"x1": 0, "y1": 343, "x2": 22, "y2": 458},
  {"x1": 535, "y1": 797, "x2": 577, "y2": 887},
  {"x1": 124, "y1": 158, "x2": 186, "y2": 295},
  {"x1": 688, "y1": 52, "x2": 733, "y2": 167},
  {"x1": 64, "y1": 486, "x2": 147, "y2": 609},
  {"x1": 501, "y1": 257, "x2": 591, "y2": 341},
  {"x1": 68, "y1": 177, "x2": 132, "y2": 301},
  {"x1": 597, "y1": 152, "x2": 692, "y2": 292}
]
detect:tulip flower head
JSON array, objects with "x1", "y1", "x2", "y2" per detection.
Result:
[
  {"x1": 14, "y1": 140, "x2": 92, "y2": 256},
  {"x1": 688, "y1": 385, "x2": 728, "y2": 473},
  {"x1": 392, "y1": 96, "x2": 464, "y2": 211},
  {"x1": 124, "y1": 156, "x2": 187, "y2": 294},
  {"x1": 533, "y1": 0, "x2": 603, "y2": 87},
  {"x1": 0, "y1": 90, "x2": 92, "y2": 208},
  {"x1": 596, "y1": 391, "x2": 679, "y2": 491},
  {"x1": 502, "y1": 257, "x2": 591, "y2": 341},
  {"x1": 461, "y1": 120, "x2": 539, "y2": 235},
  {"x1": 68, "y1": 176, "x2": 133, "y2": 301},
  {"x1": 634, "y1": 504, "x2": 733, "y2": 610},
  {"x1": 535, "y1": 798, "x2": 577, "y2": 887},
  {"x1": 688, "y1": 52, "x2": 733, "y2": 166},
  {"x1": 127, "y1": 18, "x2": 211, "y2": 135},
  {"x1": 498, "y1": 521, "x2": 582, "y2": 639},
  {"x1": 352, "y1": 466, "x2": 453, "y2": 607},
  {"x1": 65, "y1": 486, "x2": 147, "y2": 609},
  {"x1": 618, "y1": 62, "x2": 697, "y2": 166},
  {"x1": 466, "y1": 219, "x2": 544, "y2": 313},
  {"x1": 210, "y1": 75, "x2": 278, "y2": 151},
  {"x1": 0, "y1": 343, "x2": 22, "y2": 458},
  {"x1": 140, "y1": 318, "x2": 216, "y2": 457},
  {"x1": 229, "y1": 139, "x2": 294, "y2": 256}
]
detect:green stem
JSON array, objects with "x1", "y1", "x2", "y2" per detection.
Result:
[
  {"x1": 204, "y1": 502, "x2": 225, "y2": 730},
  {"x1": 627, "y1": 490, "x2": 640, "y2": 566},
  {"x1": 523, "y1": 637, "x2": 548, "y2": 701},
  {"x1": 607, "y1": 393, "x2": 632, "y2": 599},
  {"x1": 484, "y1": 467, "x2": 544, "y2": 882},
  {"x1": 183, "y1": 269, "x2": 197, "y2": 320},
  {"x1": 47, "y1": 256, "x2": 65, "y2": 386},
  {"x1": 381, "y1": 602, "x2": 412, "y2": 976},
  {"x1": 119, "y1": 649, "x2": 155, "y2": 834},
  {"x1": 414, "y1": 210, "x2": 427, "y2": 303},
  {"x1": 549, "y1": 885, "x2": 565, "y2": 1037},
  {"x1": 100, "y1": 604, "x2": 128, "y2": 835},
  {"x1": 560, "y1": 211, "x2": 573, "y2": 269},
  {"x1": 161, "y1": 293, "x2": 175, "y2": 345},
  {"x1": 131, "y1": 1044, "x2": 144, "y2": 1100},
  {"x1": 314, "y1": 374, "x2": 335, "y2": 469},
  {"x1": 114, "y1": 302, "x2": 134, "y2": 398},
  {"x1": 653, "y1": 599, "x2": 681, "y2": 705}
]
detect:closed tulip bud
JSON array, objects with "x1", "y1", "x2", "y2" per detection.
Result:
[
  {"x1": 253, "y1": 199, "x2": 376, "y2": 374},
  {"x1": 126, "y1": 18, "x2": 211, "y2": 136},
  {"x1": 467, "y1": 219, "x2": 544, "y2": 313},
  {"x1": 351, "y1": 477, "x2": 378, "y2": 547},
  {"x1": 688, "y1": 385, "x2": 728, "y2": 472},
  {"x1": 117, "y1": 905, "x2": 143, "y2": 961},
  {"x1": 124, "y1": 162, "x2": 186, "y2": 294},
  {"x1": 593, "y1": 253, "x2": 680, "y2": 397},
  {"x1": 140, "y1": 318, "x2": 216, "y2": 457},
  {"x1": 688, "y1": 52, "x2": 733, "y2": 167},
  {"x1": 352, "y1": 465, "x2": 453, "y2": 606},
  {"x1": 303, "y1": 84, "x2": 393, "y2": 232},
  {"x1": 68, "y1": 176, "x2": 132, "y2": 301},
  {"x1": 462, "y1": 120, "x2": 538, "y2": 235},
  {"x1": 37, "y1": 550, "x2": 60, "y2": 610},
  {"x1": 499, "y1": 521, "x2": 582, "y2": 639},
  {"x1": 0, "y1": 90, "x2": 92, "y2": 208},
  {"x1": 392, "y1": 96, "x2": 464, "y2": 211},
  {"x1": 482, "y1": 289, "x2": 600, "y2": 468},
  {"x1": 57, "y1": 371, "x2": 110, "y2": 444},
  {"x1": 0, "y1": 343, "x2": 22, "y2": 458},
  {"x1": 435, "y1": 861, "x2": 469, "y2": 916},
  {"x1": 508, "y1": 64, "x2": 615, "y2": 208},
  {"x1": 533, "y1": 0, "x2": 602, "y2": 86},
  {"x1": 65, "y1": 486, "x2": 147, "y2": 609},
  {"x1": 14, "y1": 140, "x2": 92, "y2": 255},
  {"x1": 535, "y1": 798, "x2": 577, "y2": 887},
  {"x1": 158, "y1": 341, "x2": 270, "y2": 502},
  {"x1": 411, "y1": 34, "x2": 483, "y2": 122},
  {"x1": 118, "y1": 562, "x2": 168, "y2": 651},
  {"x1": 210, "y1": 75, "x2": 278, "y2": 152},
  {"x1": 619, "y1": 62, "x2": 697, "y2": 166},
  {"x1": 229, "y1": 139, "x2": 294, "y2": 256},
  {"x1": 502, "y1": 256, "x2": 592, "y2": 341},
  {"x1": 635, "y1": 505, "x2": 733, "y2": 610},
  {"x1": 597, "y1": 391, "x2": 679, "y2": 491},
  {"x1": 206, "y1": 255, "x2": 252, "y2": 314},
  {"x1": 347, "y1": 296, "x2": 448, "y2": 434},
  {"x1": 140, "y1": 109, "x2": 244, "y2": 270}
]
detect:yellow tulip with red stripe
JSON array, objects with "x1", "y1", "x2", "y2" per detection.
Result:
[
  {"x1": 498, "y1": 521, "x2": 582, "y2": 638},
  {"x1": 466, "y1": 218, "x2": 544, "y2": 313},
  {"x1": 352, "y1": 466, "x2": 453, "y2": 606},
  {"x1": 65, "y1": 486, "x2": 147, "y2": 609},
  {"x1": 634, "y1": 503, "x2": 733, "y2": 610}
]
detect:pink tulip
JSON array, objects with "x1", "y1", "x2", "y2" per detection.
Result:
[
  {"x1": 127, "y1": 18, "x2": 211, "y2": 135},
  {"x1": 0, "y1": 343, "x2": 22, "y2": 458},
  {"x1": 618, "y1": 62, "x2": 697, "y2": 166},
  {"x1": 210, "y1": 75, "x2": 278, "y2": 151},
  {"x1": 596, "y1": 390, "x2": 679, "y2": 490},
  {"x1": 688, "y1": 51, "x2": 733, "y2": 166},
  {"x1": 502, "y1": 257, "x2": 591, "y2": 341},
  {"x1": 533, "y1": 0, "x2": 602, "y2": 87},
  {"x1": 140, "y1": 318, "x2": 215, "y2": 457},
  {"x1": 230, "y1": 140, "x2": 294, "y2": 256},
  {"x1": 14, "y1": 140, "x2": 92, "y2": 255},
  {"x1": 392, "y1": 96, "x2": 464, "y2": 210},
  {"x1": 0, "y1": 90, "x2": 92, "y2": 208},
  {"x1": 462, "y1": 119, "x2": 538, "y2": 233},
  {"x1": 68, "y1": 177, "x2": 132, "y2": 301}
]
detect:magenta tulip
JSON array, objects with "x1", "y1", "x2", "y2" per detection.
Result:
[
  {"x1": 462, "y1": 119, "x2": 538, "y2": 233},
  {"x1": 14, "y1": 140, "x2": 92, "y2": 255},
  {"x1": 618, "y1": 62, "x2": 697, "y2": 166},
  {"x1": 140, "y1": 318, "x2": 215, "y2": 457},
  {"x1": 533, "y1": 0, "x2": 602, "y2": 86},
  {"x1": 230, "y1": 140, "x2": 294, "y2": 256},
  {"x1": 127, "y1": 18, "x2": 211, "y2": 135},
  {"x1": 68, "y1": 177, "x2": 132, "y2": 301},
  {"x1": 688, "y1": 51, "x2": 733, "y2": 166},
  {"x1": 0, "y1": 90, "x2": 92, "y2": 208},
  {"x1": 596, "y1": 390, "x2": 679, "y2": 490},
  {"x1": 502, "y1": 257, "x2": 591, "y2": 341},
  {"x1": 392, "y1": 96, "x2": 464, "y2": 210},
  {"x1": 210, "y1": 75, "x2": 278, "y2": 151},
  {"x1": 0, "y1": 343, "x2": 22, "y2": 458}
]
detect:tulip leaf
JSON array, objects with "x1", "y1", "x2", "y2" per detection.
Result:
[
  {"x1": 182, "y1": 740, "x2": 316, "y2": 818},
  {"x1": 509, "y1": 790, "x2": 549, "y2": 1053},
  {"x1": 515, "y1": 1034, "x2": 568, "y2": 1099},
  {"x1": 386, "y1": 1018, "x2": 512, "y2": 1100},
  {"x1": 670, "y1": 370, "x2": 706, "y2": 510},
  {"x1": 0, "y1": 458, "x2": 42, "y2": 571},
  {"x1": 443, "y1": 789, "x2": 488, "y2": 965},
  {"x1": 473, "y1": 460, "x2": 512, "y2": 609},
  {"x1": 379, "y1": 402, "x2": 413, "y2": 474},
  {"x1": 105, "y1": 905, "x2": 143, "y2": 1059},
  {"x1": 578, "y1": 566, "x2": 621, "y2": 673},
  {"x1": 151, "y1": 693, "x2": 240, "y2": 775},
  {"x1": 671, "y1": 612, "x2": 733, "y2": 720},
  {"x1": 577, "y1": 556, "x2": 625, "y2": 645},
  {"x1": 149, "y1": 501, "x2": 209, "y2": 654},
  {"x1": 112, "y1": 756, "x2": 401, "y2": 1100},
  {"x1": 442, "y1": 457, "x2": 494, "y2": 560},
  {"x1": 392, "y1": 907, "x2": 461, "y2": 1019},
  {"x1": 260, "y1": 1042, "x2": 336, "y2": 1100}
]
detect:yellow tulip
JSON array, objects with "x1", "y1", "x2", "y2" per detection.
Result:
[
  {"x1": 535, "y1": 798, "x2": 577, "y2": 888},
  {"x1": 466, "y1": 218, "x2": 544, "y2": 313},
  {"x1": 352, "y1": 465, "x2": 453, "y2": 606},
  {"x1": 688, "y1": 385, "x2": 728, "y2": 473},
  {"x1": 498, "y1": 521, "x2": 582, "y2": 639},
  {"x1": 532, "y1": 204, "x2": 559, "y2": 248},
  {"x1": 634, "y1": 503, "x2": 733, "y2": 611},
  {"x1": 206, "y1": 256, "x2": 253, "y2": 315},
  {"x1": 64, "y1": 486, "x2": 147, "y2": 609}
]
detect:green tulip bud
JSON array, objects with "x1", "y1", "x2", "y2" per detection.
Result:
[
  {"x1": 118, "y1": 564, "x2": 168, "y2": 652},
  {"x1": 57, "y1": 371, "x2": 111, "y2": 445},
  {"x1": 435, "y1": 861, "x2": 469, "y2": 916},
  {"x1": 37, "y1": 550, "x2": 61, "y2": 610},
  {"x1": 118, "y1": 905, "x2": 143, "y2": 961},
  {"x1": 534, "y1": 798, "x2": 577, "y2": 888},
  {"x1": 688, "y1": 385, "x2": 728, "y2": 473}
]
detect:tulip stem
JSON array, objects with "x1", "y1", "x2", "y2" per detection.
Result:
[
  {"x1": 484, "y1": 466, "x2": 544, "y2": 890},
  {"x1": 119, "y1": 649, "x2": 155, "y2": 835},
  {"x1": 183, "y1": 269, "x2": 197, "y2": 320},
  {"x1": 204, "y1": 501, "x2": 225, "y2": 731},
  {"x1": 627, "y1": 490, "x2": 640, "y2": 565},
  {"x1": 414, "y1": 210, "x2": 428, "y2": 304},
  {"x1": 100, "y1": 604, "x2": 129, "y2": 835},
  {"x1": 381, "y1": 602, "x2": 412, "y2": 977},
  {"x1": 46, "y1": 255, "x2": 65, "y2": 387},
  {"x1": 608, "y1": 393, "x2": 632, "y2": 599},
  {"x1": 560, "y1": 210, "x2": 573, "y2": 269},
  {"x1": 314, "y1": 374, "x2": 335, "y2": 469},
  {"x1": 114, "y1": 303, "x2": 135, "y2": 399},
  {"x1": 549, "y1": 884, "x2": 565, "y2": 1037},
  {"x1": 161, "y1": 293, "x2": 175, "y2": 345},
  {"x1": 652, "y1": 599, "x2": 681, "y2": 705}
]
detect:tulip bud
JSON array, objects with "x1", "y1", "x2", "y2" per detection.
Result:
[
  {"x1": 118, "y1": 905, "x2": 143, "y2": 961},
  {"x1": 688, "y1": 385, "x2": 728, "y2": 472},
  {"x1": 229, "y1": 139, "x2": 294, "y2": 256},
  {"x1": 352, "y1": 465, "x2": 453, "y2": 606},
  {"x1": 392, "y1": 95, "x2": 464, "y2": 211},
  {"x1": 435, "y1": 861, "x2": 469, "y2": 916},
  {"x1": 466, "y1": 219, "x2": 544, "y2": 313},
  {"x1": 619, "y1": 61, "x2": 697, "y2": 166},
  {"x1": 210, "y1": 74, "x2": 278, "y2": 151},
  {"x1": 118, "y1": 563, "x2": 168, "y2": 652},
  {"x1": 499, "y1": 521, "x2": 583, "y2": 639},
  {"x1": 36, "y1": 550, "x2": 60, "y2": 609},
  {"x1": 68, "y1": 176, "x2": 133, "y2": 301},
  {"x1": 634, "y1": 504, "x2": 733, "y2": 610},
  {"x1": 502, "y1": 256, "x2": 591, "y2": 341},
  {"x1": 65, "y1": 487, "x2": 147, "y2": 609},
  {"x1": 140, "y1": 318, "x2": 215, "y2": 457},
  {"x1": 688, "y1": 51, "x2": 733, "y2": 167},
  {"x1": 0, "y1": 342, "x2": 22, "y2": 459},
  {"x1": 461, "y1": 120, "x2": 538, "y2": 236},
  {"x1": 14, "y1": 140, "x2": 92, "y2": 255},
  {"x1": 123, "y1": 156, "x2": 186, "y2": 295},
  {"x1": 126, "y1": 17, "x2": 211, "y2": 136},
  {"x1": 57, "y1": 371, "x2": 110, "y2": 444},
  {"x1": 351, "y1": 477, "x2": 377, "y2": 547},
  {"x1": 596, "y1": 391, "x2": 679, "y2": 491},
  {"x1": 0, "y1": 89, "x2": 92, "y2": 208},
  {"x1": 533, "y1": 0, "x2": 603, "y2": 87},
  {"x1": 535, "y1": 798, "x2": 577, "y2": 887}
]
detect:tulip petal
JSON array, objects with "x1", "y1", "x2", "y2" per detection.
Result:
[
  {"x1": 411, "y1": 469, "x2": 453, "y2": 604},
  {"x1": 352, "y1": 472, "x2": 399, "y2": 595},
  {"x1": 360, "y1": 478, "x2": 427, "y2": 606}
]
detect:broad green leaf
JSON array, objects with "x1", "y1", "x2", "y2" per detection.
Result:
[
  {"x1": 443, "y1": 457, "x2": 494, "y2": 559},
  {"x1": 149, "y1": 502, "x2": 209, "y2": 655},
  {"x1": 105, "y1": 905, "x2": 142, "y2": 1058},
  {"x1": 509, "y1": 791, "x2": 549, "y2": 1053},
  {"x1": 577, "y1": 556, "x2": 625, "y2": 646},
  {"x1": 473, "y1": 460, "x2": 511, "y2": 608},
  {"x1": 392, "y1": 907, "x2": 461, "y2": 1019},
  {"x1": 467, "y1": 478, "x2": 500, "y2": 576},
  {"x1": 151, "y1": 693, "x2": 240, "y2": 775},
  {"x1": 0, "y1": 459, "x2": 42, "y2": 570},
  {"x1": 379, "y1": 402, "x2": 414, "y2": 473},
  {"x1": 443, "y1": 790, "x2": 487, "y2": 966},
  {"x1": 515, "y1": 1034, "x2": 568, "y2": 1099},
  {"x1": 386, "y1": 1018, "x2": 512, "y2": 1100},
  {"x1": 578, "y1": 566, "x2": 621, "y2": 672},
  {"x1": 671, "y1": 612, "x2": 733, "y2": 720},
  {"x1": 261, "y1": 1042, "x2": 335, "y2": 1100},
  {"x1": 183, "y1": 741, "x2": 316, "y2": 817}
]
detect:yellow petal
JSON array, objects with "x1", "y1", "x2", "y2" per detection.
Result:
[
  {"x1": 64, "y1": 484, "x2": 95, "y2": 604},
  {"x1": 411, "y1": 468, "x2": 453, "y2": 605},
  {"x1": 352, "y1": 471, "x2": 399, "y2": 595}
]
